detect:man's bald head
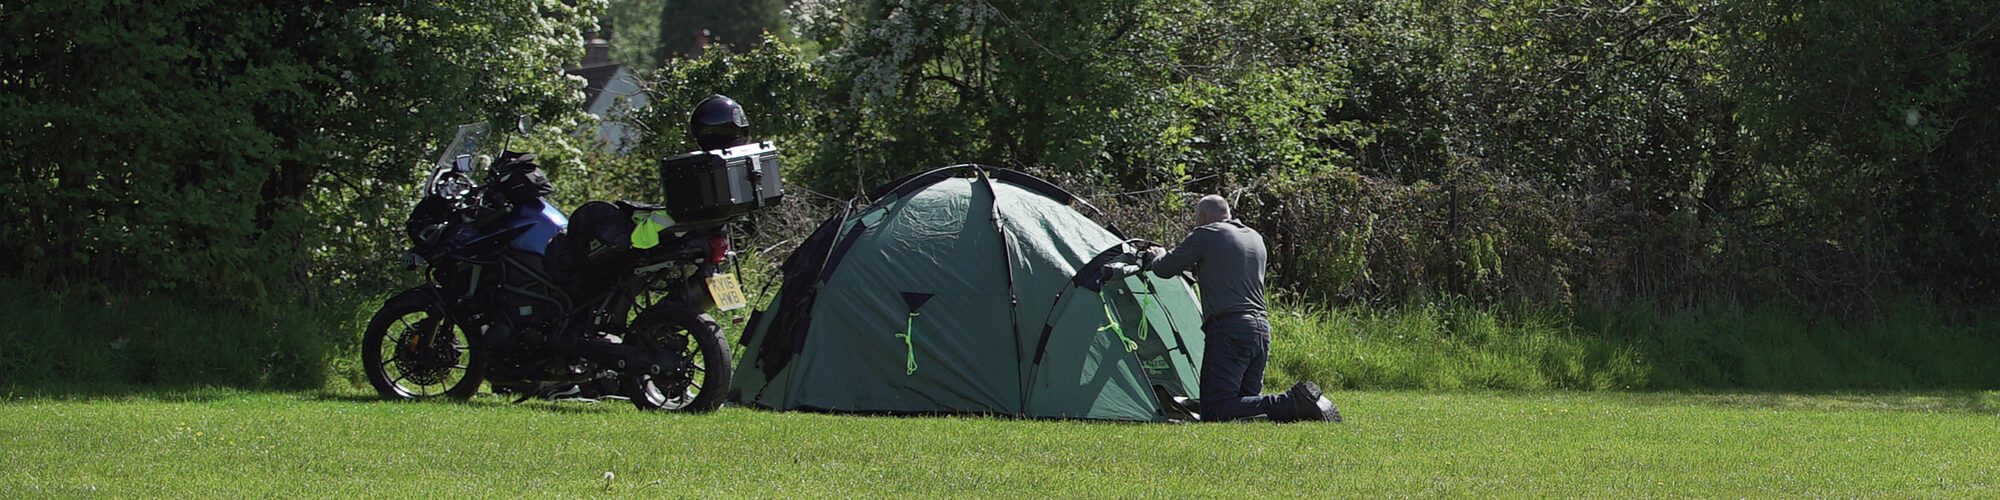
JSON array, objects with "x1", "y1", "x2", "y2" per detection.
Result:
[{"x1": 1195, "y1": 195, "x2": 1230, "y2": 225}]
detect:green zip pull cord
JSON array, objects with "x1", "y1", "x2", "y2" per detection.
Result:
[
  {"x1": 1097, "y1": 292, "x2": 1140, "y2": 352},
  {"x1": 895, "y1": 312, "x2": 919, "y2": 375}
]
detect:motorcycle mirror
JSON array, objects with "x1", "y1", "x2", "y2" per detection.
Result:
[
  {"x1": 453, "y1": 154, "x2": 474, "y2": 174},
  {"x1": 516, "y1": 114, "x2": 535, "y2": 135}
]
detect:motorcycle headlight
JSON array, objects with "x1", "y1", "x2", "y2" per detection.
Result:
[{"x1": 399, "y1": 251, "x2": 427, "y2": 270}]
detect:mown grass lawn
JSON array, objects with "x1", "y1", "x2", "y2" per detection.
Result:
[{"x1": 2, "y1": 389, "x2": 1995, "y2": 497}]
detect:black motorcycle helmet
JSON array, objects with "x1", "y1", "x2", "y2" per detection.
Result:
[
  {"x1": 688, "y1": 94, "x2": 750, "y2": 151},
  {"x1": 488, "y1": 150, "x2": 554, "y2": 202}
]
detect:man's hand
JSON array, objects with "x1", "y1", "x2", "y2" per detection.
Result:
[{"x1": 1145, "y1": 246, "x2": 1166, "y2": 262}]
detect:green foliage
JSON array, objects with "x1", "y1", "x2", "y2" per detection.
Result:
[
  {"x1": 653, "y1": 0, "x2": 789, "y2": 61},
  {"x1": 606, "y1": 0, "x2": 667, "y2": 71},
  {"x1": 0, "y1": 280, "x2": 373, "y2": 389},
  {"x1": 1577, "y1": 300, "x2": 2000, "y2": 390},
  {"x1": 631, "y1": 34, "x2": 842, "y2": 206},
  {"x1": 1267, "y1": 299, "x2": 2000, "y2": 391},
  {"x1": 1268, "y1": 299, "x2": 1645, "y2": 391},
  {"x1": 0, "y1": 0, "x2": 606, "y2": 387},
  {"x1": 635, "y1": 0, "x2": 2000, "y2": 313},
  {"x1": 1, "y1": 0, "x2": 603, "y2": 302},
  {"x1": 8, "y1": 0, "x2": 1999, "y2": 389},
  {"x1": 1724, "y1": 0, "x2": 2000, "y2": 308}
]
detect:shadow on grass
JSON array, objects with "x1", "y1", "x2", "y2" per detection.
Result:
[
  {"x1": 0, "y1": 383, "x2": 262, "y2": 404},
  {"x1": 720, "y1": 405, "x2": 1175, "y2": 425},
  {"x1": 303, "y1": 392, "x2": 395, "y2": 404},
  {"x1": 1, "y1": 384, "x2": 623, "y2": 417},
  {"x1": 10, "y1": 385, "x2": 1991, "y2": 418},
  {"x1": 301, "y1": 391, "x2": 628, "y2": 415},
  {"x1": 1612, "y1": 389, "x2": 2000, "y2": 415}
]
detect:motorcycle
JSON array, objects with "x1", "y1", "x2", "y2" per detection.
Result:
[{"x1": 360, "y1": 122, "x2": 773, "y2": 412}]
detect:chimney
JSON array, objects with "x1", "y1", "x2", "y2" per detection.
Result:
[{"x1": 582, "y1": 28, "x2": 612, "y2": 67}]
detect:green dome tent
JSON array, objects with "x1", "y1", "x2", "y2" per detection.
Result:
[{"x1": 728, "y1": 166, "x2": 1208, "y2": 421}]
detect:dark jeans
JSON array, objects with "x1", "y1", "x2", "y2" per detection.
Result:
[{"x1": 1200, "y1": 312, "x2": 1279, "y2": 421}]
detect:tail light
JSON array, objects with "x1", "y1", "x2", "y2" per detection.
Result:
[{"x1": 707, "y1": 234, "x2": 731, "y2": 264}]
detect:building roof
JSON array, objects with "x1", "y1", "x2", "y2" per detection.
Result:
[{"x1": 566, "y1": 64, "x2": 623, "y2": 110}]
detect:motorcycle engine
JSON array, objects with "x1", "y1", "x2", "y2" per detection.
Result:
[{"x1": 482, "y1": 321, "x2": 546, "y2": 378}]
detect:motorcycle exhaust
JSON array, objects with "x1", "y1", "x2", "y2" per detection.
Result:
[{"x1": 560, "y1": 338, "x2": 681, "y2": 377}]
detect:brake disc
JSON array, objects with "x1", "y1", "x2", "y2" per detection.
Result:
[
  {"x1": 652, "y1": 334, "x2": 699, "y2": 396},
  {"x1": 394, "y1": 321, "x2": 460, "y2": 386}
]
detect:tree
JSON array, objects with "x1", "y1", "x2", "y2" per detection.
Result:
[
  {"x1": 653, "y1": 0, "x2": 788, "y2": 61},
  {"x1": 637, "y1": 0, "x2": 2000, "y2": 311},
  {"x1": 1725, "y1": 0, "x2": 2000, "y2": 305},
  {"x1": 0, "y1": 0, "x2": 603, "y2": 301},
  {"x1": 607, "y1": 0, "x2": 667, "y2": 72}
]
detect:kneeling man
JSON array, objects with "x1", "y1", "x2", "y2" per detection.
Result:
[{"x1": 1147, "y1": 195, "x2": 1340, "y2": 422}]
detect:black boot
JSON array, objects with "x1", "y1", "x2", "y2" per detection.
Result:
[
  {"x1": 1283, "y1": 381, "x2": 1342, "y2": 422},
  {"x1": 1266, "y1": 395, "x2": 1301, "y2": 422}
]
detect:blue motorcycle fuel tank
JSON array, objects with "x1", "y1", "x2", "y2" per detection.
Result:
[
  {"x1": 439, "y1": 198, "x2": 568, "y2": 257},
  {"x1": 503, "y1": 199, "x2": 569, "y2": 255}
]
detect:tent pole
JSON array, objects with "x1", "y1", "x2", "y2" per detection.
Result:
[
  {"x1": 1137, "y1": 274, "x2": 1202, "y2": 373},
  {"x1": 976, "y1": 172, "x2": 1031, "y2": 417}
]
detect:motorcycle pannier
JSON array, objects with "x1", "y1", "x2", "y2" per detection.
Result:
[{"x1": 658, "y1": 142, "x2": 784, "y2": 222}]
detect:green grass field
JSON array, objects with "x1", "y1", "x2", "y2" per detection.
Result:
[
  {"x1": 7, "y1": 285, "x2": 1998, "y2": 496},
  {"x1": 4, "y1": 389, "x2": 1995, "y2": 497}
]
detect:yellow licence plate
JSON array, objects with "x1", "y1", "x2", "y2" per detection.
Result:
[{"x1": 706, "y1": 272, "x2": 748, "y2": 311}]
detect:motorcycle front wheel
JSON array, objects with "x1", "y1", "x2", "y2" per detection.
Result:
[
  {"x1": 362, "y1": 287, "x2": 486, "y2": 400},
  {"x1": 623, "y1": 304, "x2": 731, "y2": 412}
]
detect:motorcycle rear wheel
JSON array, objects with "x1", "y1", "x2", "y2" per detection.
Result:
[
  {"x1": 363, "y1": 288, "x2": 486, "y2": 400},
  {"x1": 623, "y1": 304, "x2": 731, "y2": 412}
]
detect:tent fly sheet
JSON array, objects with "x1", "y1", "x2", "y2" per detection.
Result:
[{"x1": 729, "y1": 166, "x2": 1206, "y2": 421}]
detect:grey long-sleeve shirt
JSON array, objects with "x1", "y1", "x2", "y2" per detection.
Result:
[{"x1": 1149, "y1": 219, "x2": 1268, "y2": 324}]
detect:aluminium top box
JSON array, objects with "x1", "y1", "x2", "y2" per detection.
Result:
[{"x1": 657, "y1": 142, "x2": 784, "y2": 222}]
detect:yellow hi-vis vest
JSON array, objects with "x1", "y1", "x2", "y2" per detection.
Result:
[{"x1": 630, "y1": 210, "x2": 678, "y2": 249}]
